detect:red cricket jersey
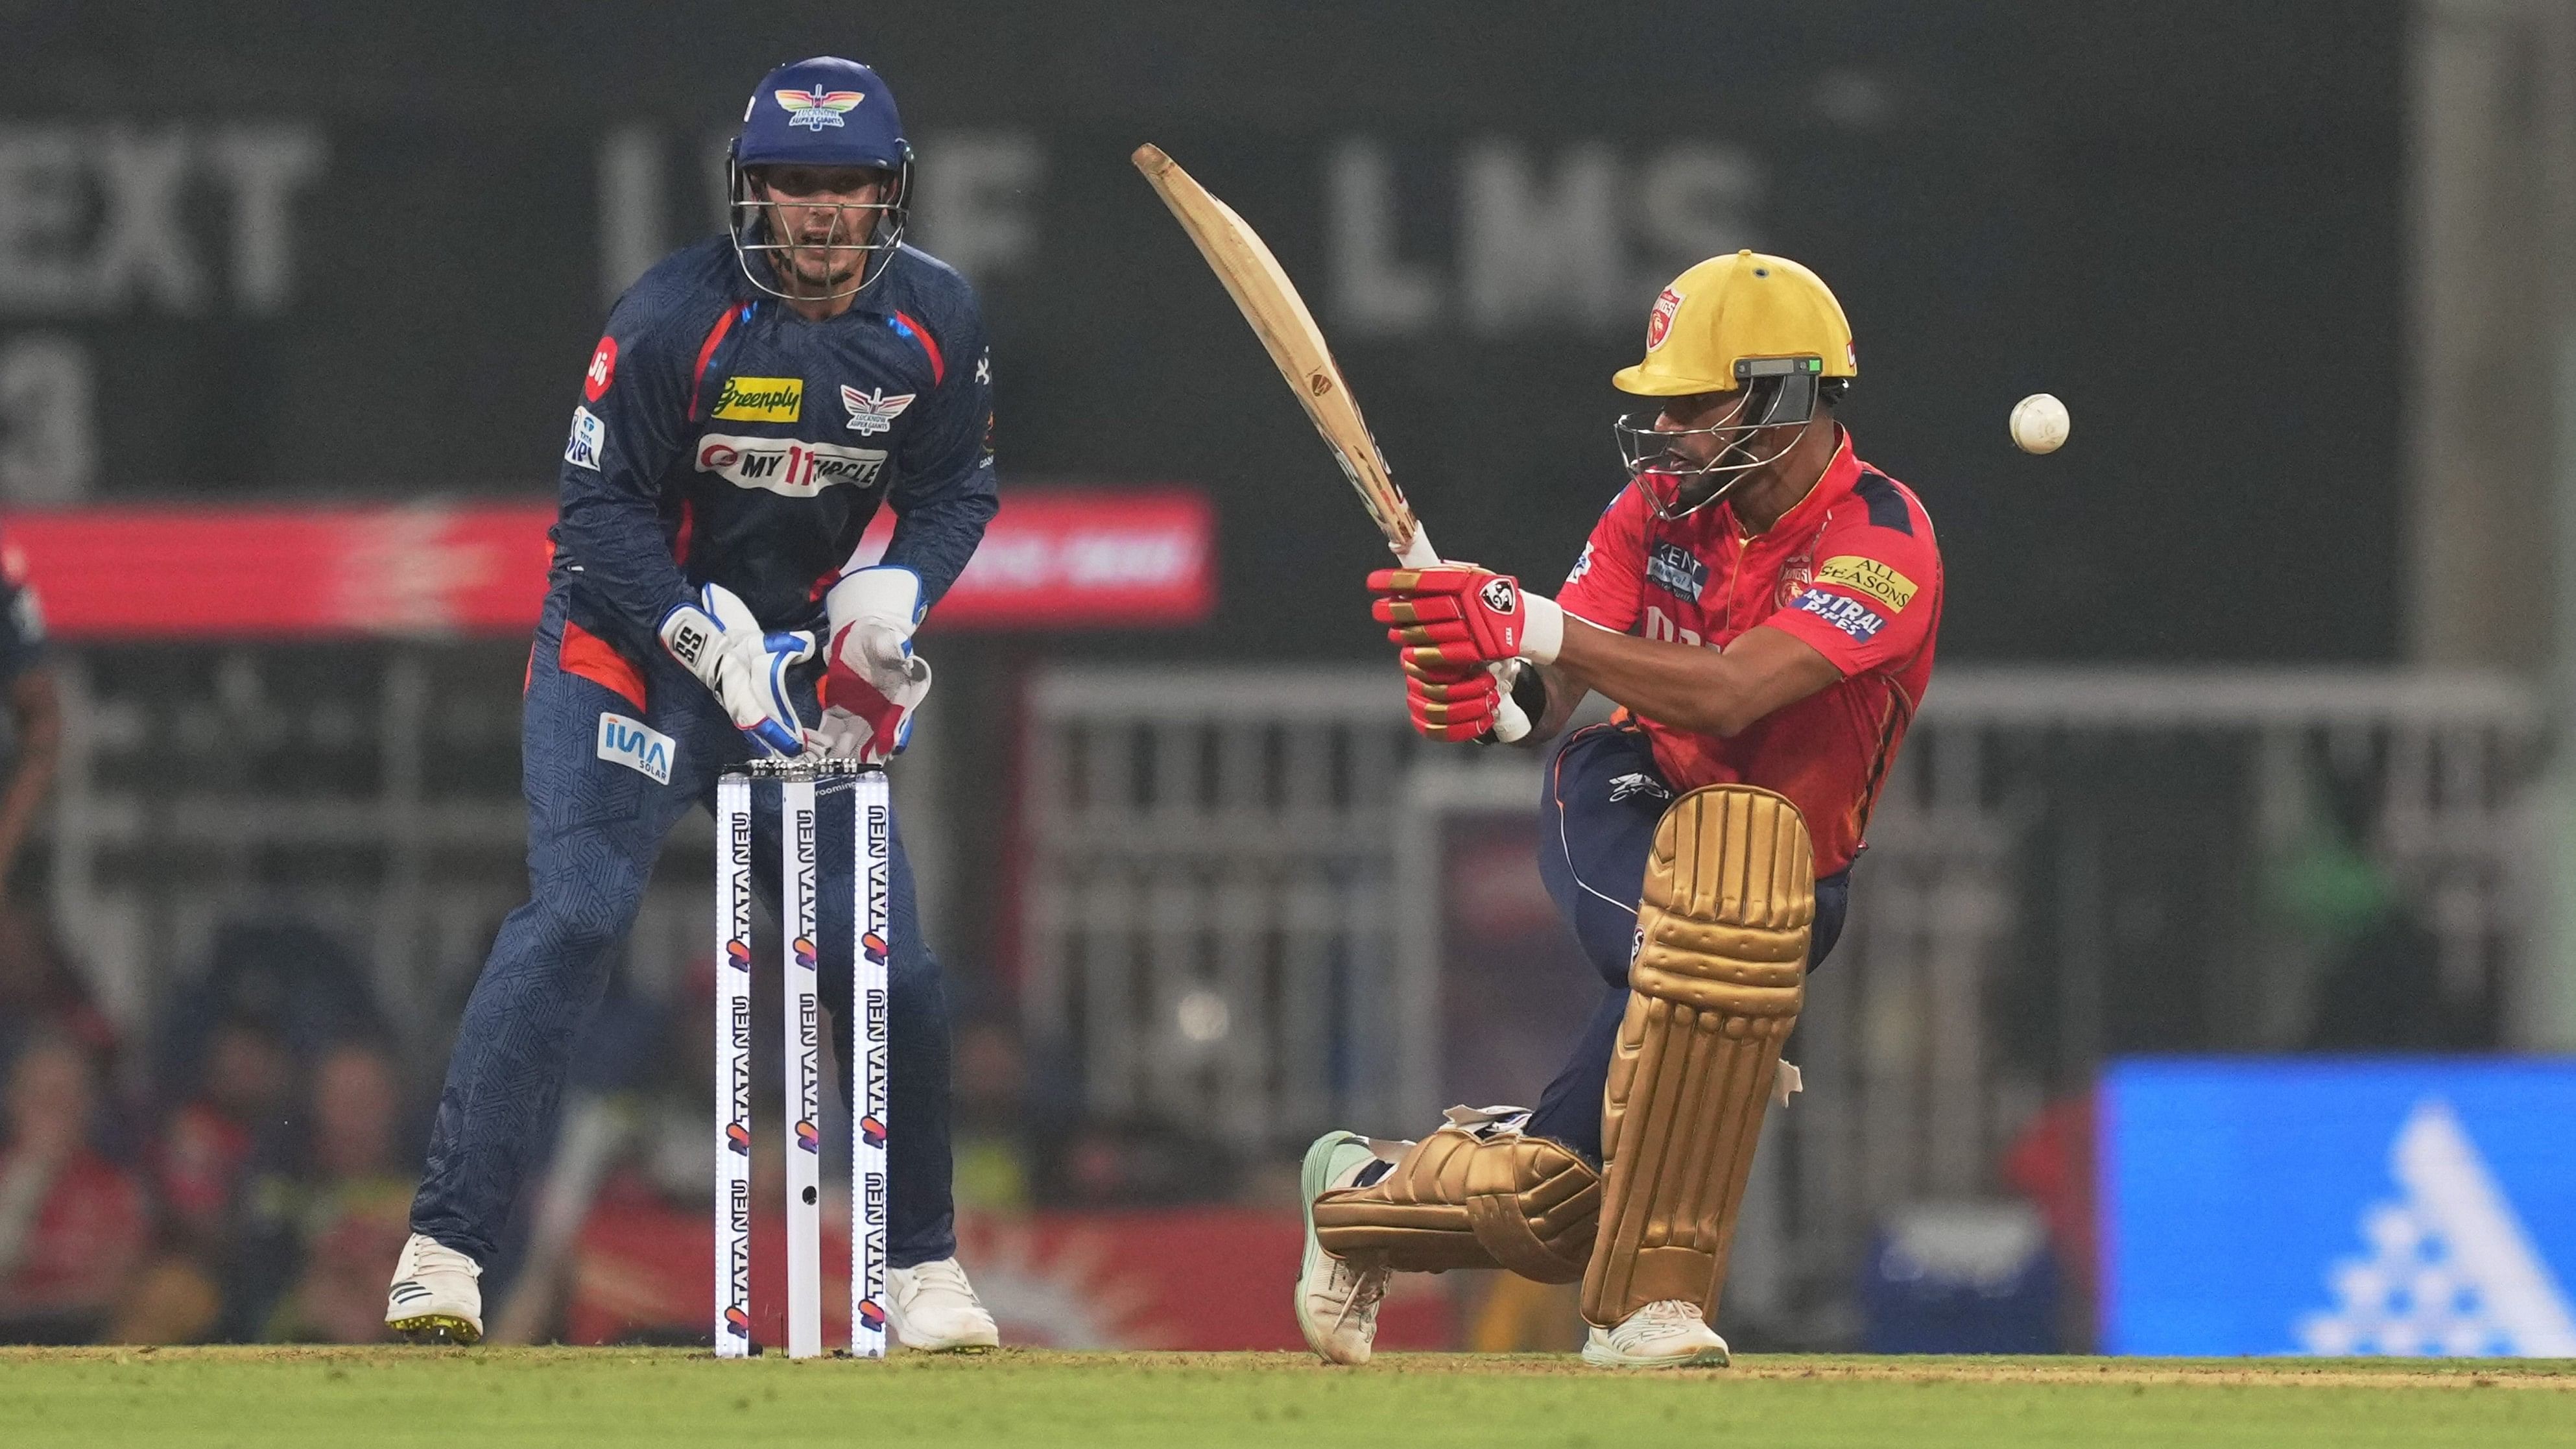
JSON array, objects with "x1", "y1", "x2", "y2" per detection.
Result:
[{"x1": 1553, "y1": 429, "x2": 1941, "y2": 875}]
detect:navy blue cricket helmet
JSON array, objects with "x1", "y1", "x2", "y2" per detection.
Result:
[{"x1": 728, "y1": 56, "x2": 914, "y2": 301}]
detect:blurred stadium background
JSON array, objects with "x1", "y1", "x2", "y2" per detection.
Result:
[{"x1": 3, "y1": 0, "x2": 2574, "y2": 1355}]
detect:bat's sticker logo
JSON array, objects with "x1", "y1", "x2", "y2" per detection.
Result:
[
  {"x1": 1478, "y1": 577, "x2": 1518, "y2": 615},
  {"x1": 775, "y1": 88, "x2": 863, "y2": 130},
  {"x1": 841, "y1": 385, "x2": 916, "y2": 435}
]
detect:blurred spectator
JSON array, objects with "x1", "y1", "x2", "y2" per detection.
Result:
[
  {"x1": 0, "y1": 1036, "x2": 148, "y2": 1343},
  {"x1": 2001, "y1": 1089, "x2": 2096, "y2": 1350},
  {"x1": 111, "y1": 1014, "x2": 302, "y2": 1343},
  {"x1": 257, "y1": 1041, "x2": 414, "y2": 1342},
  {"x1": 155, "y1": 920, "x2": 385, "y2": 1092},
  {"x1": 0, "y1": 538, "x2": 61, "y2": 896},
  {"x1": 951, "y1": 1017, "x2": 1032, "y2": 1212},
  {"x1": 0, "y1": 905, "x2": 114, "y2": 1068}
]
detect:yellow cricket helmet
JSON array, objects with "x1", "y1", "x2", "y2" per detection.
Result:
[
  {"x1": 1614, "y1": 250, "x2": 1855, "y2": 397},
  {"x1": 1610, "y1": 252, "x2": 1855, "y2": 520}
]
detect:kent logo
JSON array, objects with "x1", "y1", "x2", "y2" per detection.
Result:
[
  {"x1": 1647, "y1": 542, "x2": 1708, "y2": 603},
  {"x1": 710, "y1": 376, "x2": 804, "y2": 422},
  {"x1": 596, "y1": 712, "x2": 673, "y2": 784}
]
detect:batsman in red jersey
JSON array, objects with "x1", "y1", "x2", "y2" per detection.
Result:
[{"x1": 1296, "y1": 251, "x2": 1942, "y2": 1369}]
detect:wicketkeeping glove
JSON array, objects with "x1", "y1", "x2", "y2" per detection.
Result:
[
  {"x1": 659, "y1": 582, "x2": 813, "y2": 758},
  {"x1": 814, "y1": 565, "x2": 932, "y2": 763}
]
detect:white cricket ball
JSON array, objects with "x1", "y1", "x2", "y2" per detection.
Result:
[{"x1": 2010, "y1": 393, "x2": 2070, "y2": 454}]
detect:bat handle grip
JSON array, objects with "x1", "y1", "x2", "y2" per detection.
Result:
[{"x1": 1392, "y1": 525, "x2": 1532, "y2": 743}]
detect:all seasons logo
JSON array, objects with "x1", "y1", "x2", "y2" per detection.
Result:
[{"x1": 710, "y1": 376, "x2": 804, "y2": 422}]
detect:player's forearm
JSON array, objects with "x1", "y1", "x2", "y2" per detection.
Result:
[
  {"x1": 878, "y1": 468, "x2": 999, "y2": 607},
  {"x1": 1553, "y1": 624, "x2": 1794, "y2": 737},
  {"x1": 1514, "y1": 663, "x2": 1586, "y2": 745},
  {"x1": 556, "y1": 493, "x2": 695, "y2": 636}
]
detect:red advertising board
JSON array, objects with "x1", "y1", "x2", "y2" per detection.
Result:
[{"x1": 4, "y1": 487, "x2": 1212, "y2": 639}]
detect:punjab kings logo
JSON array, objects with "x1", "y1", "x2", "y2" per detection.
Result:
[
  {"x1": 1776, "y1": 553, "x2": 1814, "y2": 608},
  {"x1": 841, "y1": 385, "x2": 916, "y2": 435},
  {"x1": 775, "y1": 87, "x2": 864, "y2": 129},
  {"x1": 1645, "y1": 287, "x2": 1684, "y2": 352}
]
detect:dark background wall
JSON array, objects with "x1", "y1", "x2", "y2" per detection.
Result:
[{"x1": 0, "y1": 0, "x2": 2404, "y2": 662}]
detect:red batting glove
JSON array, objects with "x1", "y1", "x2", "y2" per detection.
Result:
[
  {"x1": 1400, "y1": 653, "x2": 1501, "y2": 741},
  {"x1": 1368, "y1": 565, "x2": 1526, "y2": 666}
]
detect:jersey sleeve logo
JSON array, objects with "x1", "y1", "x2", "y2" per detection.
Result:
[
  {"x1": 564, "y1": 407, "x2": 604, "y2": 472},
  {"x1": 710, "y1": 377, "x2": 804, "y2": 422},
  {"x1": 582, "y1": 335, "x2": 617, "y2": 401},
  {"x1": 841, "y1": 385, "x2": 916, "y2": 435},
  {"x1": 1794, "y1": 588, "x2": 1885, "y2": 641},
  {"x1": 775, "y1": 88, "x2": 864, "y2": 129},
  {"x1": 1815, "y1": 555, "x2": 1917, "y2": 612}
]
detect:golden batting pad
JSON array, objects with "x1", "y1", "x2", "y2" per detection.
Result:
[
  {"x1": 1580, "y1": 784, "x2": 1811, "y2": 1328},
  {"x1": 1312, "y1": 1125, "x2": 1599, "y2": 1283}
]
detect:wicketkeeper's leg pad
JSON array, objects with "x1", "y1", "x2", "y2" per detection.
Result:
[
  {"x1": 1311, "y1": 1108, "x2": 1600, "y2": 1283},
  {"x1": 1580, "y1": 784, "x2": 1811, "y2": 1329}
]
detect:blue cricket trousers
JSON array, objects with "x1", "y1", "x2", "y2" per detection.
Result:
[{"x1": 411, "y1": 582, "x2": 955, "y2": 1267}]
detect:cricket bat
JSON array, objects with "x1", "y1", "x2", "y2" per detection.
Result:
[{"x1": 1132, "y1": 142, "x2": 1530, "y2": 741}]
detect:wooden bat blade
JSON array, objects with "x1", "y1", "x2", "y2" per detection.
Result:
[{"x1": 1132, "y1": 143, "x2": 1433, "y2": 566}]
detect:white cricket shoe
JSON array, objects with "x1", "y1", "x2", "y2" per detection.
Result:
[
  {"x1": 385, "y1": 1232, "x2": 484, "y2": 1345},
  {"x1": 1581, "y1": 1299, "x2": 1730, "y2": 1369},
  {"x1": 1295, "y1": 1131, "x2": 1390, "y2": 1366},
  {"x1": 888, "y1": 1257, "x2": 1000, "y2": 1352}
]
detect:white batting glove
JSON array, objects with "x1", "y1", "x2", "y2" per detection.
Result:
[{"x1": 658, "y1": 582, "x2": 813, "y2": 758}]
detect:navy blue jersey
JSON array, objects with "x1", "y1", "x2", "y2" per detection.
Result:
[{"x1": 552, "y1": 235, "x2": 998, "y2": 654}]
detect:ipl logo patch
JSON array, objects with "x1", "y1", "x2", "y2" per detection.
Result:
[{"x1": 774, "y1": 87, "x2": 863, "y2": 129}]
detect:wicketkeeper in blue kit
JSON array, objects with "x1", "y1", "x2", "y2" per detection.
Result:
[{"x1": 385, "y1": 56, "x2": 1001, "y2": 1349}]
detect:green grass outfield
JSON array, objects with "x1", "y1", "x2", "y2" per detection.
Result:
[{"x1": 5, "y1": 1347, "x2": 2573, "y2": 1448}]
